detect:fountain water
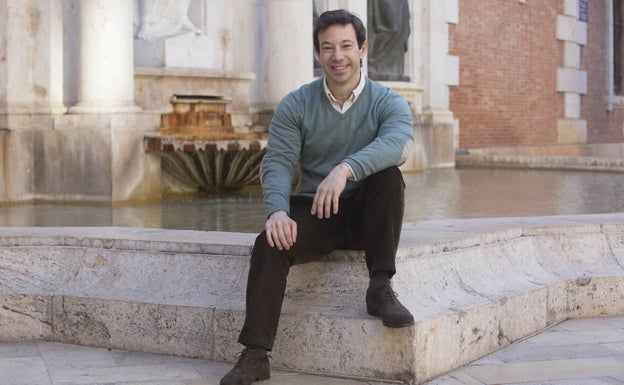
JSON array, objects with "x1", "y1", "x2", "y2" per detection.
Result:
[{"x1": 144, "y1": 95, "x2": 267, "y2": 192}]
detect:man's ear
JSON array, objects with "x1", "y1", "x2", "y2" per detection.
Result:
[{"x1": 359, "y1": 41, "x2": 368, "y2": 58}]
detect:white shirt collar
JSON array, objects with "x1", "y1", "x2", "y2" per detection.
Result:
[{"x1": 324, "y1": 71, "x2": 366, "y2": 113}]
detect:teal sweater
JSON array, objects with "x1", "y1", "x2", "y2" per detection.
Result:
[{"x1": 261, "y1": 76, "x2": 414, "y2": 216}]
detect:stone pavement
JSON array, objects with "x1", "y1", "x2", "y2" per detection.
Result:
[{"x1": 1, "y1": 316, "x2": 623, "y2": 385}]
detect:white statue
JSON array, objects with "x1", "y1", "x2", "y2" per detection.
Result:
[{"x1": 135, "y1": 0, "x2": 202, "y2": 40}]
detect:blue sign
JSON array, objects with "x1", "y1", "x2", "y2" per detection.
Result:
[{"x1": 579, "y1": 0, "x2": 588, "y2": 22}]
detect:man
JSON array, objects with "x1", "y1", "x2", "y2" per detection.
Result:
[{"x1": 221, "y1": 9, "x2": 414, "y2": 385}]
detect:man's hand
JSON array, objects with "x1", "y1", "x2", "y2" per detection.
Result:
[
  {"x1": 265, "y1": 210, "x2": 297, "y2": 250},
  {"x1": 311, "y1": 163, "x2": 353, "y2": 219}
]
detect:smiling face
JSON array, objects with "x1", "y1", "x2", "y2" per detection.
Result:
[{"x1": 315, "y1": 23, "x2": 367, "y2": 94}]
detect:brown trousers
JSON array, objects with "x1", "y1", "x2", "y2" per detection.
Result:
[{"x1": 238, "y1": 166, "x2": 405, "y2": 350}]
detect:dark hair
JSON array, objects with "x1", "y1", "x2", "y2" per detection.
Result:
[{"x1": 313, "y1": 9, "x2": 367, "y2": 52}]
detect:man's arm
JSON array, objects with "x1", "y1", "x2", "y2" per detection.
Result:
[
  {"x1": 261, "y1": 94, "x2": 303, "y2": 217},
  {"x1": 343, "y1": 92, "x2": 414, "y2": 180},
  {"x1": 311, "y1": 162, "x2": 354, "y2": 219}
]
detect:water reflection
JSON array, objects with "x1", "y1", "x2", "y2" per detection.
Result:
[
  {"x1": 2, "y1": 168, "x2": 623, "y2": 233},
  {"x1": 403, "y1": 168, "x2": 624, "y2": 220}
]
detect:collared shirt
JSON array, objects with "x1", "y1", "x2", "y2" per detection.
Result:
[
  {"x1": 323, "y1": 72, "x2": 366, "y2": 180},
  {"x1": 323, "y1": 71, "x2": 366, "y2": 113}
]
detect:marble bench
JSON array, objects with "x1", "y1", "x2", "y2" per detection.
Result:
[{"x1": 1, "y1": 213, "x2": 624, "y2": 384}]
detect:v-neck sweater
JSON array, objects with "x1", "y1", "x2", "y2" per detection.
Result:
[{"x1": 261, "y1": 76, "x2": 414, "y2": 216}]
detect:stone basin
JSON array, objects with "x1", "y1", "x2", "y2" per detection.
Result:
[{"x1": 144, "y1": 95, "x2": 267, "y2": 192}]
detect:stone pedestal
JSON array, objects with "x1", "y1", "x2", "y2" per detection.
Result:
[
  {"x1": 45, "y1": 114, "x2": 161, "y2": 202},
  {"x1": 417, "y1": 107, "x2": 456, "y2": 169},
  {"x1": 0, "y1": 124, "x2": 34, "y2": 203}
]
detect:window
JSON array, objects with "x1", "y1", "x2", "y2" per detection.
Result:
[{"x1": 614, "y1": 0, "x2": 624, "y2": 94}]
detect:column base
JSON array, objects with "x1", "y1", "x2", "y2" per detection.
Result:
[{"x1": 69, "y1": 101, "x2": 142, "y2": 114}]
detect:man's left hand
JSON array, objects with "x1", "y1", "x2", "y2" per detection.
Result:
[{"x1": 311, "y1": 163, "x2": 353, "y2": 219}]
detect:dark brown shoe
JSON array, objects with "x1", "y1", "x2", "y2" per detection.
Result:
[
  {"x1": 366, "y1": 282, "x2": 415, "y2": 327},
  {"x1": 220, "y1": 347, "x2": 270, "y2": 385}
]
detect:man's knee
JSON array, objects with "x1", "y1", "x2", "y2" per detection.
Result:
[
  {"x1": 366, "y1": 167, "x2": 404, "y2": 192},
  {"x1": 250, "y1": 232, "x2": 291, "y2": 271}
]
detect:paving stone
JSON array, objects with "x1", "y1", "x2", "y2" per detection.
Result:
[
  {"x1": 0, "y1": 340, "x2": 40, "y2": 358},
  {"x1": 459, "y1": 357, "x2": 624, "y2": 384},
  {"x1": 48, "y1": 363, "x2": 203, "y2": 384},
  {"x1": 504, "y1": 378, "x2": 624, "y2": 385},
  {"x1": 38, "y1": 341, "x2": 117, "y2": 370},
  {"x1": 0, "y1": 356, "x2": 52, "y2": 385},
  {"x1": 484, "y1": 340, "x2": 624, "y2": 363},
  {"x1": 528, "y1": 328, "x2": 624, "y2": 346}
]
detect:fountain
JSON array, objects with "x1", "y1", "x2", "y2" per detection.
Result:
[{"x1": 144, "y1": 95, "x2": 267, "y2": 192}]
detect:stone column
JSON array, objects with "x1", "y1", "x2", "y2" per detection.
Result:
[
  {"x1": 0, "y1": 0, "x2": 66, "y2": 115},
  {"x1": 418, "y1": 0, "x2": 458, "y2": 168},
  {"x1": 266, "y1": 0, "x2": 313, "y2": 108},
  {"x1": 69, "y1": 0, "x2": 140, "y2": 114}
]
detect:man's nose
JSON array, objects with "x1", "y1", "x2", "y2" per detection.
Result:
[{"x1": 331, "y1": 48, "x2": 345, "y2": 60}]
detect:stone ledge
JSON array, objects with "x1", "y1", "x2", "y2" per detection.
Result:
[
  {"x1": 456, "y1": 152, "x2": 624, "y2": 172},
  {"x1": 1, "y1": 213, "x2": 624, "y2": 384}
]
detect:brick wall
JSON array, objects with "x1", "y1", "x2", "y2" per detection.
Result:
[{"x1": 450, "y1": 0, "x2": 564, "y2": 149}]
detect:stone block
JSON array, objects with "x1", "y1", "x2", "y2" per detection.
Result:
[
  {"x1": 564, "y1": 41, "x2": 581, "y2": 69},
  {"x1": 558, "y1": 119, "x2": 587, "y2": 144},
  {"x1": 135, "y1": 33, "x2": 219, "y2": 70},
  {"x1": 0, "y1": 127, "x2": 35, "y2": 203},
  {"x1": 564, "y1": 92, "x2": 581, "y2": 118},
  {"x1": 557, "y1": 15, "x2": 586, "y2": 44},
  {"x1": 564, "y1": 277, "x2": 624, "y2": 319},
  {"x1": 0, "y1": 294, "x2": 52, "y2": 340},
  {"x1": 51, "y1": 296, "x2": 214, "y2": 360},
  {"x1": 272, "y1": 313, "x2": 416, "y2": 383},
  {"x1": 557, "y1": 68, "x2": 587, "y2": 94}
]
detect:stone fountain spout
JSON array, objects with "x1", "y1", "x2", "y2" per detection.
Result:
[{"x1": 144, "y1": 95, "x2": 267, "y2": 192}]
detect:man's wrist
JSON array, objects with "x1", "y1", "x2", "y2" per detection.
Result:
[
  {"x1": 340, "y1": 162, "x2": 356, "y2": 181},
  {"x1": 268, "y1": 210, "x2": 288, "y2": 219}
]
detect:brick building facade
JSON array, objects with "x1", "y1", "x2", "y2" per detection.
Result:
[{"x1": 450, "y1": 0, "x2": 624, "y2": 150}]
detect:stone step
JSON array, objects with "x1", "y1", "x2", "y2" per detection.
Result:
[{"x1": 1, "y1": 214, "x2": 624, "y2": 384}]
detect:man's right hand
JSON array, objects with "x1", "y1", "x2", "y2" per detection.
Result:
[{"x1": 265, "y1": 210, "x2": 297, "y2": 250}]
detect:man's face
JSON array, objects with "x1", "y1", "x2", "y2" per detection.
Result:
[{"x1": 315, "y1": 24, "x2": 367, "y2": 90}]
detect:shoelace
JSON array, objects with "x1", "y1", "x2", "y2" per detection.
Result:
[
  {"x1": 382, "y1": 285, "x2": 399, "y2": 304},
  {"x1": 233, "y1": 348, "x2": 267, "y2": 368},
  {"x1": 233, "y1": 349, "x2": 251, "y2": 368}
]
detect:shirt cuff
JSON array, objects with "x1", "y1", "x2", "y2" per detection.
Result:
[{"x1": 341, "y1": 162, "x2": 357, "y2": 181}]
